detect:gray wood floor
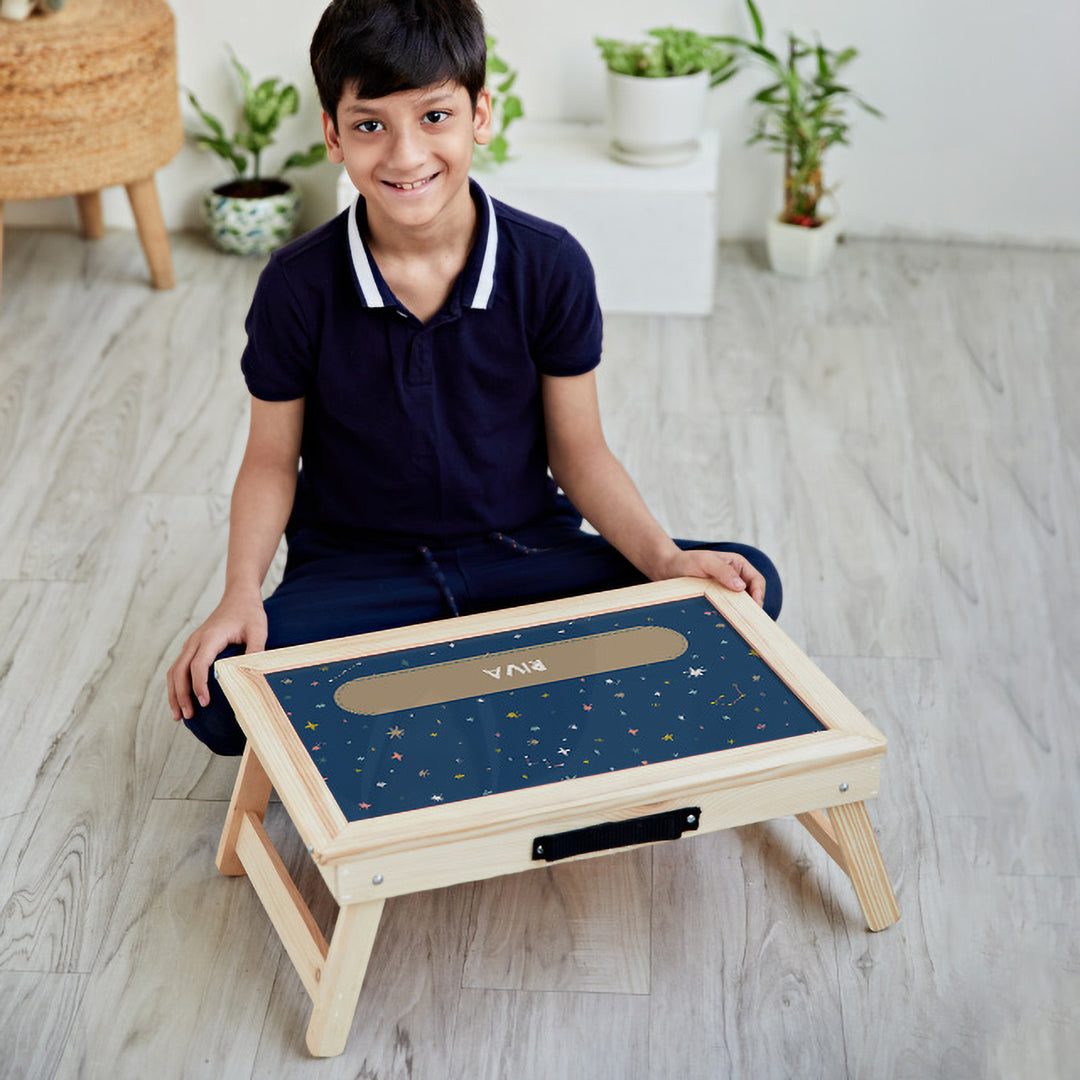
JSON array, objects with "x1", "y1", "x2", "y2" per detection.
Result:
[{"x1": 1, "y1": 224, "x2": 1077, "y2": 1079}]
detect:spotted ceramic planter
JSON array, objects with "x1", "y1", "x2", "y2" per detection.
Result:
[{"x1": 202, "y1": 180, "x2": 301, "y2": 256}]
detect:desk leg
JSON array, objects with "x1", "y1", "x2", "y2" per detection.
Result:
[
  {"x1": 798, "y1": 802, "x2": 900, "y2": 932},
  {"x1": 124, "y1": 176, "x2": 175, "y2": 290},
  {"x1": 306, "y1": 897, "x2": 385, "y2": 1057},
  {"x1": 75, "y1": 191, "x2": 106, "y2": 240},
  {"x1": 217, "y1": 743, "x2": 272, "y2": 876}
]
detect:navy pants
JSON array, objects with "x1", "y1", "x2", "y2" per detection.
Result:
[{"x1": 184, "y1": 520, "x2": 782, "y2": 755}]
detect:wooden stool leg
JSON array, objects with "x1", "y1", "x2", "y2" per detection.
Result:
[
  {"x1": 306, "y1": 898, "x2": 385, "y2": 1057},
  {"x1": 124, "y1": 175, "x2": 175, "y2": 289},
  {"x1": 824, "y1": 801, "x2": 900, "y2": 932},
  {"x1": 217, "y1": 743, "x2": 272, "y2": 876},
  {"x1": 75, "y1": 191, "x2": 106, "y2": 240}
]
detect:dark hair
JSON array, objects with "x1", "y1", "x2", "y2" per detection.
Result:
[{"x1": 311, "y1": 0, "x2": 487, "y2": 126}]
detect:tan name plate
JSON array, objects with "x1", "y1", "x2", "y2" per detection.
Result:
[{"x1": 333, "y1": 625, "x2": 689, "y2": 716}]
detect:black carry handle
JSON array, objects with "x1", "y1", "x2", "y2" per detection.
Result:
[{"x1": 532, "y1": 807, "x2": 701, "y2": 863}]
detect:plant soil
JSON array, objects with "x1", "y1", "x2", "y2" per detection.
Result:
[
  {"x1": 782, "y1": 213, "x2": 823, "y2": 228},
  {"x1": 212, "y1": 178, "x2": 292, "y2": 199}
]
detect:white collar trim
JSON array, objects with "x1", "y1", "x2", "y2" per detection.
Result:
[
  {"x1": 346, "y1": 184, "x2": 499, "y2": 310},
  {"x1": 468, "y1": 186, "x2": 498, "y2": 309},
  {"x1": 347, "y1": 195, "x2": 384, "y2": 307}
]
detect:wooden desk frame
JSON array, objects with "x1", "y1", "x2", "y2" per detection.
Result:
[{"x1": 215, "y1": 578, "x2": 899, "y2": 1057}]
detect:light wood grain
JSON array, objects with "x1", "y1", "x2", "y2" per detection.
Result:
[
  {"x1": 49, "y1": 800, "x2": 283, "y2": 1080},
  {"x1": 253, "y1": 846, "x2": 474, "y2": 1075},
  {"x1": 0, "y1": 496, "x2": 239, "y2": 974},
  {"x1": 825, "y1": 801, "x2": 900, "y2": 931},
  {"x1": 2, "y1": 225, "x2": 1077, "y2": 1076},
  {"x1": 0, "y1": 971, "x2": 88, "y2": 1078},
  {"x1": 647, "y1": 823, "x2": 846, "y2": 1079},
  {"x1": 216, "y1": 742, "x2": 273, "y2": 876},
  {"x1": 796, "y1": 807, "x2": 843, "y2": 868},
  {"x1": 305, "y1": 893, "x2": 385, "y2": 1056},
  {"x1": 75, "y1": 191, "x2": 105, "y2": 241},
  {"x1": 448, "y1": 988, "x2": 652, "y2": 1080},
  {"x1": 463, "y1": 848, "x2": 652, "y2": 993},
  {"x1": 235, "y1": 811, "x2": 330, "y2": 1001},
  {"x1": 124, "y1": 177, "x2": 175, "y2": 290}
]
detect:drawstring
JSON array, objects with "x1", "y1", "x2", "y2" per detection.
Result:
[
  {"x1": 419, "y1": 533, "x2": 549, "y2": 617},
  {"x1": 418, "y1": 545, "x2": 460, "y2": 616},
  {"x1": 488, "y1": 531, "x2": 549, "y2": 555}
]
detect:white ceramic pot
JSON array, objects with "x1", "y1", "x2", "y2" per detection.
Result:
[
  {"x1": 202, "y1": 180, "x2": 301, "y2": 256},
  {"x1": 1, "y1": 0, "x2": 35, "y2": 20},
  {"x1": 605, "y1": 69, "x2": 709, "y2": 166},
  {"x1": 765, "y1": 214, "x2": 841, "y2": 277}
]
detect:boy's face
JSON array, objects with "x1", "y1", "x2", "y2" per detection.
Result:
[{"x1": 324, "y1": 80, "x2": 492, "y2": 237}]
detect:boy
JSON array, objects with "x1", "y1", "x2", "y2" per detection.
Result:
[{"x1": 167, "y1": 0, "x2": 781, "y2": 755}]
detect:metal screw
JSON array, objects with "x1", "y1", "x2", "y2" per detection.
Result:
[
  {"x1": 536, "y1": 845, "x2": 544, "y2": 855},
  {"x1": 687, "y1": 814, "x2": 697, "y2": 824},
  {"x1": 839, "y1": 782, "x2": 849, "y2": 793},
  {"x1": 372, "y1": 874, "x2": 384, "y2": 886},
  {"x1": 307, "y1": 844, "x2": 314, "y2": 853}
]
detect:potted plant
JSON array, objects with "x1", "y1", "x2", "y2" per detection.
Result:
[
  {"x1": 471, "y1": 34, "x2": 524, "y2": 169},
  {"x1": 594, "y1": 27, "x2": 736, "y2": 166},
  {"x1": 185, "y1": 50, "x2": 327, "y2": 256},
  {"x1": 1, "y1": 0, "x2": 64, "y2": 19},
  {"x1": 717, "y1": 0, "x2": 882, "y2": 276}
]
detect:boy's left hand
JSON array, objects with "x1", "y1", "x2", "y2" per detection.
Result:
[{"x1": 655, "y1": 548, "x2": 766, "y2": 608}]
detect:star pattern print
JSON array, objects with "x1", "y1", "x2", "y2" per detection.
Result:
[{"x1": 265, "y1": 598, "x2": 824, "y2": 822}]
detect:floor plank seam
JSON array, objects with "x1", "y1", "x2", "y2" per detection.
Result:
[{"x1": 806, "y1": 652, "x2": 942, "y2": 663}]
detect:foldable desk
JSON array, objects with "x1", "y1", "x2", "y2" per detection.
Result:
[{"x1": 215, "y1": 578, "x2": 900, "y2": 1057}]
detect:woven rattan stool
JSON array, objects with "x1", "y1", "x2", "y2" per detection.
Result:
[{"x1": 0, "y1": 0, "x2": 183, "y2": 300}]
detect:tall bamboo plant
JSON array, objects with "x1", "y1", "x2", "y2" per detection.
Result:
[{"x1": 718, "y1": 0, "x2": 881, "y2": 226}]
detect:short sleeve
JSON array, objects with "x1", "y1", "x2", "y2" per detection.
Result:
[
  {"x1": 240, "y1": 254, "x2": 316, "y2": 401},
  {"x1": 531, "y1": 230, "x2": 603, "y2": 377}
]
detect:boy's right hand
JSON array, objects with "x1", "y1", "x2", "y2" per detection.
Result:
[{"x1": 167, "y1": 591, "x2": 268, "y2": 722}]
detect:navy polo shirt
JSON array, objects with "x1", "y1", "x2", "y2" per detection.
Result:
[{"x1": 240, "y1": 180, "x2": 603, "y2": 547}]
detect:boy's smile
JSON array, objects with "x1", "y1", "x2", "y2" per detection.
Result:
[
  {"x1": 386, "y1": 174, "x2": 438, "y2": 191},
  {"x1": 324, "y1": 82, "x2": 492, "y2": 243}
]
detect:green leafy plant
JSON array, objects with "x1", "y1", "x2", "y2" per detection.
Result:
[
  {"x1": 185, "y1": 49, "x2": 327, "y2": 195},
  {"x1": 595, "y1": 26, "x2": 736, "y2": 86},
  {"x1": 474, "y1": 34, "x2": 524, "y2": 167},
  {"x1": 717, "y1": 0, "x2": 881, "y2": 226}
]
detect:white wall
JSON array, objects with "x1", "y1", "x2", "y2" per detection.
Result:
[
  {"x1": 485, "y1": 0, "x2": 1080, "y2": 246},
  {"x1": 8, "y1": 0, "x2": 1079, "y2": 245}
]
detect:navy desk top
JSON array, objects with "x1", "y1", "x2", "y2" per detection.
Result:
[{"x1": 265, "y1": 596, "x2": 825, "y2": 822}]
